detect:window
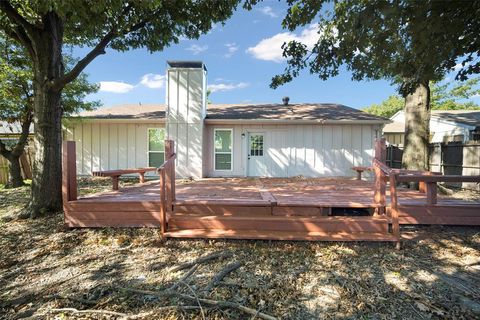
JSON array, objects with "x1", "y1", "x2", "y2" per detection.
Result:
[
  {"x1": 214, "y1": 129, "x2": 232, "y2": 170},
  {"x1": 249, "y1": 134, "x2": 264, "y2": 156},
  {"x1": 148, "y1": 128, "x2": 165, "y2": 167}
]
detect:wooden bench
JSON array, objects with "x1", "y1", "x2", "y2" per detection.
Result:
[
  {"x1": 351, "y1": 166, "x2": 373, "y2": 180},
  {"x1": 92, "y1": 168, "x2": 158, "y2": 190}
]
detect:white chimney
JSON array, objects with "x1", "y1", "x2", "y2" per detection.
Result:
[{"x1": 166, "y1": 61, "x2": 207, "y2": 178}]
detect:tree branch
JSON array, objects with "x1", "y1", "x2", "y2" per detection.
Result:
[
  {"x1": 0, "y1": 138, "x2": 11, "y2": 158},
  {"x1": 0, "y1": 1, "x2": 37, "y2": 44},
  {"x1": 12, "y1": 110, "x2": 33, "y2": 157},
  {"x1": 53, "y1": 6, "x2": 158, "y2": 90},
  {"x1": 52, "y1": 30, "x2": 116, "y2": 90}
]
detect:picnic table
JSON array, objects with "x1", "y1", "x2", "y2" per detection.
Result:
[
  {"x1": 92, "y1": 167, "x2": 158, "y2": 190},
  {"x1": 351, "y1": 166, "x2": 373, "y2": 180}
]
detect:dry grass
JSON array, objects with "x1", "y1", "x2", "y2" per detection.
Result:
[{"x1": 0, "y1": 179, "x2": 479, "y2": 319}]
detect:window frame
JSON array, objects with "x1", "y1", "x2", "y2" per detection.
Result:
[
  {"x1": 147, "y1": 127, "x2": 166, "y2": 167},
  {"x1": 213, "y1": 128, "x2": 233, "y2": 171}
]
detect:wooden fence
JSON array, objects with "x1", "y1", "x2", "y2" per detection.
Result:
[
  {"x1": 386, "y1": 142, "x2": 480, "y2": 190},
  {"x1": 0, "y1": 144, "x2": 34, "y2": 185}
]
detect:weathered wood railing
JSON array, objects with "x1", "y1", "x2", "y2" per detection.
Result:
[
  {"x1": 157, "y1": 140, "x2": 176, "y2": 236},
  {"x1": 373, "y1": 138, "x2": 480, "y2": 247}
]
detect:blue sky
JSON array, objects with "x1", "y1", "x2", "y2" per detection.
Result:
[{"x1": 74, "y1": 1, "x2": 478, "y2": 110}]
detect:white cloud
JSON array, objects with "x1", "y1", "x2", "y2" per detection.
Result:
[
  {"x1": 186, "y1": 44, "x2": 208, "y2": 55},
  {"x1": 454, "y1": 62, "x2": 470, "y2": 71},
  {"x1": 208, "y1": 82, "x2": 249, "y2": 93},
  {"x1": 246, "y1": 24, "x2": 319, "y2": 63},
  {"x1": 258, "y1": 6, "x2": 278, "y2": 18},
  {"x1": 224, "y1": 43, "x2": 239, "y2": 58},
  {"x1": 99, "y1": 81, "x2": 135, "y2": 93},
  {"x1": 140, "y1": 73, "x2": 166, "y2": 89}
]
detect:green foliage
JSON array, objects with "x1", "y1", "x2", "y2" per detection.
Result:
[
  {"x1": 1, "y1": 0, "x2": 240, "y2": 56},
  {"x1": 273, "y1": 1, "x2": 480, "y2": 95},
  {"x1": 0, "y1": 36, "x2": 100, "y2": 124},
  {"x1": 363, "y1": 78, "x2": 480, "y2": 117},
  {"x1": 362, "y1": 95, "x2": 404, "y2": 118}
]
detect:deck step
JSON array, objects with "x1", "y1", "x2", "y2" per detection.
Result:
[
  {"x1": 168, "y1": 215, "x2": 389, "y2": 233},
  {"x1": 165, "y1": 229, "x2": 398, "y2": 242}
]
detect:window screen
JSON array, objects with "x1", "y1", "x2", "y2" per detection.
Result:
[
  {"x1": 214, "y1": 129, "x2": 232, "y2": 170},
  {"x1": 148, "y1": 128, "x2": 165, "y2": 167}
]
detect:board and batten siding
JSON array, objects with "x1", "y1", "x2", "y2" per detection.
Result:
[
  {"x1": 204, "y1": 123, "x2": 379, "y2": 178},
  {"x1": 63, "y1": 122, "x2": 165, "y2": 175}
]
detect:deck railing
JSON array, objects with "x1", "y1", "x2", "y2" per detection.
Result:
[
  {"x1": 157, "y1": 140, "x2": 176, "y2": 236},
  {"x1": 373, "y1": 138, "x2": 480, "y2": 246}
]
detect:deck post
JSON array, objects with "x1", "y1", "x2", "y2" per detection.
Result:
[
  {"x1": 62, "y1": 141, "x2": 77, "y2": 204},
  {"x1": 373, "y1": 139, "x2": 387, "y2": 215},
  {"x1": 374, "y1": 138, "x2": 387, "y2": 164},
  {"x1": 373, "y1": 165, "x2": 386, "y2": 215},
  {"x1": 389, "y1": 172, "x2": 401, "y2": 249},
  {"x1": 159, "y1": 168, "x2": 167, "y2": 235},
  {"x1": 165, "y1": 140, "x2": 176, "y2": 203},
  {"x1": 425, "y1": 182, "x2": 438, "y2": 204}
]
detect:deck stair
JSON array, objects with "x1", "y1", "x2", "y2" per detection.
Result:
[{"x1": 166, "y1": 198, "x2": 397, "y2": 242}]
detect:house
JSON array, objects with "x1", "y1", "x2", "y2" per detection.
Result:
[
  {"x1": 383, "y1": 110, "x2": 480, "y2": 145},
  {"x1": 65, "y1": 61, "x2": 389, "y2": 179}
]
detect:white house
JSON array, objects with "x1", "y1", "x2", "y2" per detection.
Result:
[
  {"x1": 383, "y1": 110, "x2": 480, "y2": 145},
  {"x1": 65, "y1": 61, "x2": 389, "y2": 178}
]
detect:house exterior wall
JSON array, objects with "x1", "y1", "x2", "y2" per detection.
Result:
[
  {"x1": 166, "y1": 65, "x2": 206, "y2": 178},
  {"x1": 204, "y1": 123, "x2": 379, "y2": 178},
  {"x1": 63, "y1": 121, "x2": 164, "y2": 176},
  {"x1": 383, "y1": 133, "x2": 404, "y2": 145},
  {"x1": 387, "y1": 111, "x2": 474, "y2": 143}
]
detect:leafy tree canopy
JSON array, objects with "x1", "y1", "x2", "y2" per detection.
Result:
[
  {"x1": 0, "y1": 36, "x2": 99, "y2": 125},
  {"x1": 363, "y1": 78, "x2": 480, "y2": 118},
  {"x1": 272, "y1": 0, "x2": 480, "y2": 95},
  {"x1": 0, "y1": 0, "x2": 241, "y2": 89}
]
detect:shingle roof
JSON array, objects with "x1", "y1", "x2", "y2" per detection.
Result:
[
  {"x1": 206, "y1": 103, "x2": 388, "y2": 122},
  {"x1": 77, "y1": 103, "x2": 388, "y2": 123},
  {"x1": 383, "y1": 110, "x2": 480, "y2": 133},
  {"x1": 78, "y1": 104, "x2": 166, "y2": 119},
  {"x1": 431, "y1": 110, "x2": 480, "y2": 127},
  {"x1": 382, "y1": 121, "x2": 405, "y2": 133}
]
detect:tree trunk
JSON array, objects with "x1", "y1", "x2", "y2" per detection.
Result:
[
  {"x1": 402, "y1": 81, "x2": 430, "y2": 171},
  {"x1": 29, "y1": 13, "x2": 65, "y2": 217},
  {"x1": 7, "y1": 154, "x2": 24, "y2": 188}
]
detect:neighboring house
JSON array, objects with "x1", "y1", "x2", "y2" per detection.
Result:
[
  {"x1": 65, "y1": 61, "x2": 389, "y2": 178},
  {"x1": 383, "y1": 110, "x2": 480, "y2": 145},
  {"x1": 0, "y1": 121, "x2": 34, "y2": 139}
]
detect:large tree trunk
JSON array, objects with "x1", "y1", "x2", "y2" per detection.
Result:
[
  {"x1": 402, "y1": 81, "x2": 430, "y2": 171},
  {"x1": 7, "y1": 154, "x2": 24, "y2": 188},
  {"x1": 29, "y1": 13, "x2": 64, "y2": 217}
]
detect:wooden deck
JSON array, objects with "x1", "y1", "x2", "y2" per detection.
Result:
[
  {"x1": 65, "y1": 177, "x2": 480, "y2": 237},
  {"x1": 62, "y1": 140, "x2": 480, "y2": 245}
]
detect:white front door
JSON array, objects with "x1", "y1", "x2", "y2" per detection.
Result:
[{"x1": 247, "y1": 132, "x2": 266, "y2": 176}]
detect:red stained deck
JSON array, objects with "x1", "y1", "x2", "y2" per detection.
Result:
[
  {"x1": 62, "y1": 140, "x2": 480, "y2": 245},
  {"x1": 64, "y1": 177, "x2": 480, "y2": 237}
]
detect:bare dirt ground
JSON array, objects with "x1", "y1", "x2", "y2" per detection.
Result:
[{"x1": 1, "y1": 178, "x2": 479, "y2": 319}]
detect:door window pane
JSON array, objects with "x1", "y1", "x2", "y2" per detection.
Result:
[{"x1": 250, "y1": 135, "x2": 263, "y2": 156}]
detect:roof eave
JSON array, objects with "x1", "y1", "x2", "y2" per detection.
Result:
[
  {"x1": 63, "y1": 117, "x2": 166, "y2": 123},
  {"x1": 205, "y1": 118, "x2": 390, "y2": 125}
]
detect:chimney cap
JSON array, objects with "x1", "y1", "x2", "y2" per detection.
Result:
[
  {"x1": 167, "y1": 60, "x2": 207, "y2": 71},
  {"x1": 282, "y1": 96, "x2": 290, "y2": 105}
]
